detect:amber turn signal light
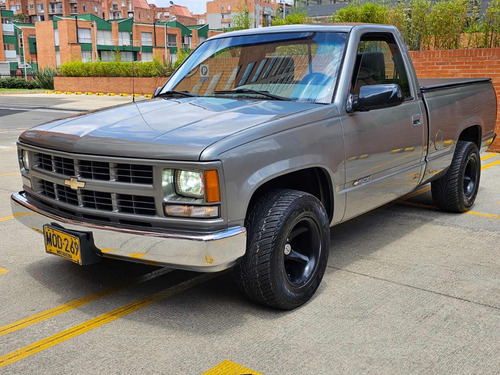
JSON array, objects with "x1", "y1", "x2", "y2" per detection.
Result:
[{"x1": 204, "y1": 170, "x2": 220, "y2": 203}]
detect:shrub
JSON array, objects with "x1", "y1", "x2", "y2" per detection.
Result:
[
  {"x1": 272, "y1": 10, "x2": 308, "y2": 26},
  {"x1": 429, "y1": 0, "x2": 468, "y2": 50},
  {"x1": 484, "y1": 0, "x2": 500, "y2": 47},
  {"x1": 33, "y1": 67, "x2": 57, "y2": 89},
  {"x1": 0, "y1": 77, "x2": 38, "y2": 89},
  {"x1": 60, "y1": 60, "x2": 172, "y2": 77},
  {"x1": 331, "y1": 0, "x2": 488, "y2": 51}
]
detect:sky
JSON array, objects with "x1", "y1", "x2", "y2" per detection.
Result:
[{"x1": 149, "y1": 0, "x2": 293, "y2": 15}]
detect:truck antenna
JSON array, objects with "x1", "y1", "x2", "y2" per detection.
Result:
[{"x1": 132, "y1": 58, "x2": 136, "y2": 103}]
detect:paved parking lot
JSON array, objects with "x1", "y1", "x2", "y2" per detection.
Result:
[{"x1": 0, "y1": 93, "x2": 499, "y2": 374}]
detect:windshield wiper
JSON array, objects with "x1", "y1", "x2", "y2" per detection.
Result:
[
  {"x1": 156, "y1": 90, "x2": 197, "y2": 98},
  {"x1": 214, "y1": 88, "x2": 291, "y2": 101}
]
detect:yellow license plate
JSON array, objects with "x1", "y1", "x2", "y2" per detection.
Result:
[{"x1": 44, "y1": 226, "x2": 82, "y2": 265}]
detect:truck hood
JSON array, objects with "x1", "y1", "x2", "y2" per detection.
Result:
[{"x1": 20, "y1": 97, "x2": 319, "y2": 161}]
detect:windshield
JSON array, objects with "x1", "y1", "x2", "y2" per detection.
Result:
[{"x1": 161, "y1": 32, "x2": 347, "y2": 104}]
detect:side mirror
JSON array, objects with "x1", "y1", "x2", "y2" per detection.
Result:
[
  {"x1": 153, "y1": 86, "x2": 162, "y2": 98},
  {"x1": 347, "y1": 84, "x2": 404, "y2": 113}
]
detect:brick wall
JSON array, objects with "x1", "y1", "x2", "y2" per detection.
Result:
[
  {"x1": 36, "y1": 22, "x2": 57, "y2": 69},
  {"x1": 54, "y1": 76, "x2": 167, "y2": 95},
  {"x1": 410, "y1": 48, "x2": 500, "y2": 152}
]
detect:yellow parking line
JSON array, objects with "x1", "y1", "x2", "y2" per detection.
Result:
[
  {"x1": 399, "y1": 201, "x2": 500, "y2": 219},
  {"x1": 481, "y1": 153, "x2": 497, "y2": 161},
  {"x1": 481, "y1": 160, "x2": 500, "y2": 170},
  {"x1": 0, "y1": 148, "x2": 15, "y2": 153},
  {"x1": 466, "y1": 211, "x2": 500, "y2": 219},
  {"x1": 0, "y1": 267, "x2": 8, "y2": 275},
  {"x1": 0, "y1": 172, "x2": 19, "y2": 177},
  {"x1": 0, "y1": 216, "x2": 14, "y2": 222},
  {"x1": 0, "y1": 273, "x2": 214, "y2": 368},
  {"x1": 0, "y1": 267, "x2": 173, "y2": 337},
  {"x1": 203, "y1": 360, "x2": 262, "y2": 375}
]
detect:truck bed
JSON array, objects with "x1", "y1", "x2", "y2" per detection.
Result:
[{"x1": 418, "y1": 77, "x2": 496, "y2": 183}]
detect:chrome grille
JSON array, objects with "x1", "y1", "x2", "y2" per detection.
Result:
[{"x1": 30, "y1": 150, "x2": 157, "y2": 221}]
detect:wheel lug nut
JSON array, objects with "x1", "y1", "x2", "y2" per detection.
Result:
[{"x1": 284, "y1": 244, "x2": 291, "y2": 255}]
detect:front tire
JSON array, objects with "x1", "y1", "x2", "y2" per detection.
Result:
[
  {"x1": 234, "y1": 190, "x2": 330, "y2": 310},
  {"x1": 431, "y1": 140, "x2": 481, "y2": 212}
]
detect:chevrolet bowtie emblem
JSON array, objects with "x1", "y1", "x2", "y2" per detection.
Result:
[{"x1": 64, "y1": 177, "x2": 85, "y2": 190}]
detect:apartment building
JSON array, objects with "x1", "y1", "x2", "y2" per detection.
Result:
[
  {"x1": 103, "y1": 0, "x2": 155, "y2": 23},
  {"x1": 155, "y1": 4, "x2": 200, "y2": 26},
  {"x1": 206, "y1": 0, "x2": 278, "y2": 29},
  {"x1": 1, "y1": 9, "x2": 222, "y2": 76},
  {"x1": 3, "y1": 0, "x2": 103, "y2": 22}
]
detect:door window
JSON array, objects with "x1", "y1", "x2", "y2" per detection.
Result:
[{"x1": 351, "y1": 34, "x2": 411, "y2": 98}]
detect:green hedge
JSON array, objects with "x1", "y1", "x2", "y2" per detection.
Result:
[
  {"x1": 60, "y1": 61, "x2": 172, "y2": 77},
  {"x1": 0, "y1": 78, "x2": 38, "y2": 89},
  {"x1": 333, "y1": 0, "x2": 500, "y2": 50}
]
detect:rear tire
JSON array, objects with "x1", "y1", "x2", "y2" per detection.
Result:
[
  {"x1": 234, "y1": 189, "x2": 330, "y2": 310},
  {"x1": 431, "y1": 140, "x2": 480, "y2": 212}
]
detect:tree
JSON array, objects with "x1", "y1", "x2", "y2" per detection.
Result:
[{"x1": 232, "y1": 3, "x2": 253, "y2": 30}]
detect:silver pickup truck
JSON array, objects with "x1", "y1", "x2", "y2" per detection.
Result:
[{"x1": 11, "y1": 24, "x2": 497, "y2": 309}]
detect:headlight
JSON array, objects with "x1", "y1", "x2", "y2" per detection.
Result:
[
  {"x1": 22, "y1": 150, "x2": 29, "y2": 170},
  {"x1": 175, "y1": 170, "x2": 204, "y2": 198}
]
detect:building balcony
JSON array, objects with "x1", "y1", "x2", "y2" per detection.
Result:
[
  {"x1": 2, "y1": 23, "x2": 14, "y2": 35},
  {"x1": 4, "y1": 50, "x2": 17, "y2": 62},
  {"x1": 221, "y1": 18, "x2": 232, "y2": 23}
]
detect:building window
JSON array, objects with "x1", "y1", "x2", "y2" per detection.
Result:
[
  {"x1": 78, "y1": 28, "x2": 92, "y2": 43},
  {"x1": 97, "y1": 30, "x2": 112, "y2": 45},
  {"x1": 54, "y1": 29, "x2": 59, "y2": 46},
  {"x1": 94, "y1": 6, "x2": 98, "y2": 13},
  {"x1": 29, "y1": 4, "x2": 34, "y2": 10},
  {"x1": 142, "y1": 52, "x2": 153, "y2": 62},
  {"x1": 81, "y1": 50, "x2": 92, "y2": 62},
  {"x1": 167, "y1": 34, "x2": 176, "y2": 47},
  {"x1": 121, "y1": 51, "x2": 134, "y2": 61},
  {"x1": 141, "y1": 32, "x2": 152, "y2": 46},
  {"x1": 228, "y1": 5, "x2": 231, "y2": 11},
  {"x1": 37, "y1": 3, "x2": 43, "y2": 13},
  {"x1": 119, "y1": 31, "x2": 130, "y2": 46},
  {"x1": 100, "y1": 50, "x2": 114, "y2": 62},
  {"x1": 83, "y1": 4, "x2": 86, "y2": 11},
  {"x1": 56, "y1": 51, "x2": 61, "y2": 67}
]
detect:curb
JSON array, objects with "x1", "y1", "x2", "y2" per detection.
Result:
[{"x1": 46, "y1": 91, "x2": 153, "y2": 98}]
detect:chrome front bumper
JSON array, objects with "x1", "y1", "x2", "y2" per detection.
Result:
[{"x1": 11, "y1": 192, "x2": 247, "y2": 272}]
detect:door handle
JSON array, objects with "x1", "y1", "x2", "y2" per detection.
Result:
[{"x1": 412, "y1": 114, "x2": 422, "y2": 126}]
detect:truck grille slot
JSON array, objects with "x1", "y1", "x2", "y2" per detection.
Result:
[
  {"x1": 55, "y1": 184, "x2": 79, "y2": 206},
  {"x1": 117, "y1": 194, "x2": 156, "y2": 215},
  {"x1": 117, "y1": 164, "x2": 153, "y2": 184},
  {"x1": 34, "y1": 152, "x2": 153, "y2": 184},
  {"x1": 54, "y1": 156, "x2": 75, "y2": 176},
  {"x1": 81, "y1": 190, "x2": 113, "y2": 211},
  {"x1": 80, "y1": 160, "x2": 110, "y2": 181},
  {"x1": 37, "y1": 153, "x2": 53, "y2": 171}
]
